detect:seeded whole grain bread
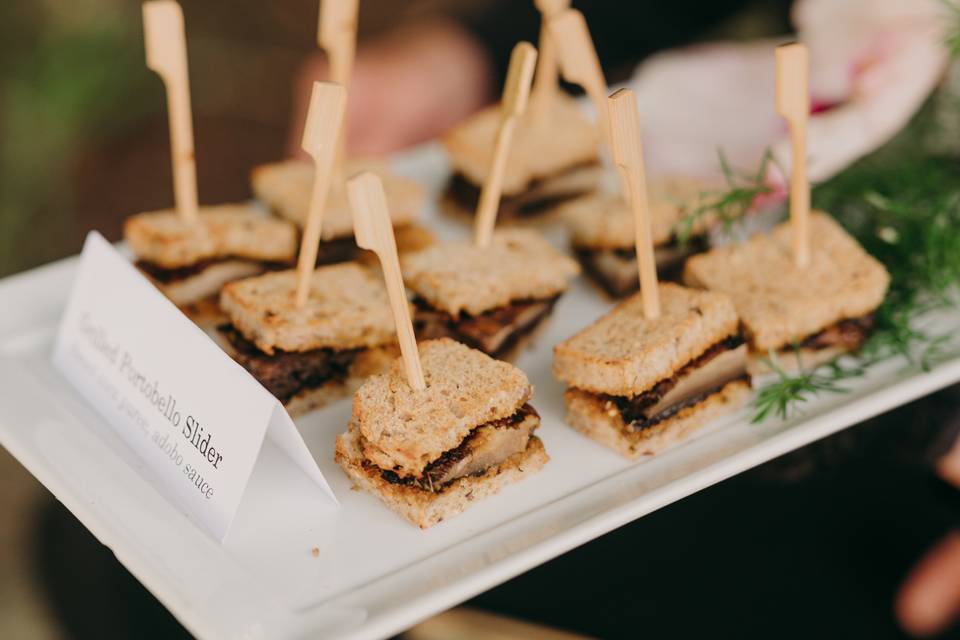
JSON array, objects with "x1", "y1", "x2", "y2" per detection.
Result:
[
  {"x1": 553, "y1": 283, "x2": 739, "y2": 397},
  {"x1": 124, "y1": 203, "x2": 298, "y2": 268},
  {"x1": 250, "y1": 159, "x2": 424, "y2": 238},
  {"x1": 683, "y1": 212, "x2": 890, "y2": 351},
  {"x1": 564, "y1": 379, "x2": 751, "y2": 459},
  {"x1": 335, "y1": 427, "x2": 549, "y2": 529},
  {"x1": 401, "y1": 229, "x2": 581, "y2": 317},
  {"x1": 562, "y1": 177, "x2": 711, "y2": 249},
  {"x1": 352, "y1": 338, "x2": 533, "y2": 478},
  {"x1": 219, "y1": 263, "x2": 398, "y2": 354},
  {"x1": 444, "y1": 94, "x2": 599, "y2": 196}
]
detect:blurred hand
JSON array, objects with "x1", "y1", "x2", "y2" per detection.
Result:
[
  {"x1": 895, "y1": 433, "x2": 960, "y2": 638},
  {"x1": 288, "y1": 19, "x2": 493, "y2": 157},
  {"x1": 627, "y1": 0, "x2": 948, "y2": 187}
]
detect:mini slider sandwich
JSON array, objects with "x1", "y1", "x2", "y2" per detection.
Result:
[
  {"x1": 683, "y1": 45, "x2": 890, "y2": 375},
  {"x1": 403, "y1": 229, "x2": 579, "y2": 359},
  {"x1": 217, "y1": 263, "x2": 399, "y2": 415},
  {"x1": 554, "y1": 89, "x2": 750, "y2": 458},
  {"x1": 406, "y1": 43, "x2": 580, "y2": 359},
  {"x1": 561, "y1": 177, "x2": 709, "y2": 297},
  {"x1": 218, "y1": 82, "x2": 399, "y2": 416},
  {"x1": 130, "y1": 3, "x2": 298, "y2": 325},
  {"x1": 125, "y1": 205, "x2": 297, "y2": 322},
  {"x1": 554, "y1": 284, "x2": 751, "y2": 458},
  {"x1": 251, "y1": 159, "x2": 431, "y2": 265},
  {"x1": 442, "y1": 95, "x2": 601, "y2": 223},
  {"x1": 336, "y1": 338, "x2": 548, "y2": 528},
  {"x1": 252, "y1": 0, "x2": 431, "y2": 265},
  {"x1": 442, "y1": 2, "x2": 603, "y2": 223},
  {"x1": 683, "y1": 212, "x2": 889, "y2": 374},
  {"x1": 336, "y1": 171, "x2": 547, "y2": 529}
]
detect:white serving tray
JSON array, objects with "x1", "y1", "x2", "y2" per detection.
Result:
[{"x1": 2, "y1": 144, "x2": 960, "y2": 640}]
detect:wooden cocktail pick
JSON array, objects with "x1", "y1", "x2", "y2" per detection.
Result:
[
  {"x1": 143, "y1": 0, "x2": 198, "y2": 223},
  {"x1": 295, "y1": 81, "x2": 347, "y2": 308},
  {"x1": 609, "y1": 88, "x2": 660, "y2": 319},
  {"x1": 318, "y1": 0, "x2": 359, "y2": 181},
  {"x1": 473, "y1": 42, "x2": 538, "y2": 248},
  {"x1": 547, "y1": 10, "x2": 609, "y2": 149},
  {"x1": 775, "y1": 42, "x2": 811, "y2": 268},
  {"x1": 529, "y1": 0, "x2": 571, "y2": 122},
  {"x1": 548, "y1": 8, "x2": 627, "y2": 198},
  {"x1": 318, "y1": 0, "x2": 359, "y2": 89},
  {"x1": 347, "y1": 172, "x2": 426, "y2": 390}
]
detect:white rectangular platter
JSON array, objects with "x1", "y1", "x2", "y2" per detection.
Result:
[{"x1": 2, "y1": 145, "x2": 959, "y2": 640}]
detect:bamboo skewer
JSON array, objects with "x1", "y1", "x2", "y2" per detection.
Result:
[
  {"x1": 318, "y1": 0, "x2": 359, "y2": 183},
  {"x1": 608, "y1": 88, "x2": 660, "y2": 319},
  {"x1": 347, "y1": 172, "x2": 426, "y2": 390},
  {"x1": 143, "y1": 0, "x2": 198, "y2": 223},
  {"x1": 548, "y1": 9, "x2": 628, "y2": 199},
  {"x1": 295, "y1": 82, "x2": 348, "y2": 308},
  {"x1": 775, "y1": 42, "x2": 811, "y2": 269},
  {"x1": 473, "y1": 42, "x2": 538, "y2": 248},
  {"x1": 529, "y1": 0, "x2": 571, "y2": 123}
]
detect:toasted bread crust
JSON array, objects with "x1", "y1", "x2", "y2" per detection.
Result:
[
  {"x1": 683, "y1": 212, "x2": 890, "y2": 351},
  {"x1": 564, "y1": 379, "x2": 751, "y2": 459},
  {"x1": 401, "y1": 229, "x2": 580, "y2": 317},
  {"x1": 553, "y1": 284, "x2": 740, "y2": 397},
  {"x1": 124, "y1": 204, "x2": 297, "y2": 268},
  {"x1": 219, "y1": 264, "x2": 398, "y2": 354},
  {"x1": 352, "y1": 339, "x2": 533, "y2": 478},
  {"x1": 443, "y1": 94, "x2": 599, "y2": 196},
  {"x1": 335, "y1": 428, "x2": 548, "y2": 529},
  {"x1": 250, "y1": 159, "x2": 424, "y2": 238},
  {"x1": 562, "y1": 177, "x2": 710, "y2": 249}
]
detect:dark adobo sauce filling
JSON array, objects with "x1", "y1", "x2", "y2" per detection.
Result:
[
  {"x1": 219, "y1": 324, "x2": 359, "y2": 403},
  {"x1": 413, "y1": 296, "x2": 560, "y2": 359},
  {"x1": 446, "y1": 163, "x2": 599, "y2": 219},
  {"x1": 374, "y1": 404, "x2": 538, "y2": 492},
  {"x1": 136, "y1": 257, "x2": 291, "y2": 284}
]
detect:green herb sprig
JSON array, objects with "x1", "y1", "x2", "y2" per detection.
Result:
[
  {"x1": 944, "y1": 0, "x2": 960, "y2": 57},
  {"x1": 674, "y1": 148, "x2": 776, "y2": 246}
]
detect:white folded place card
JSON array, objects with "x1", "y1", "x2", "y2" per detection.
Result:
[{"x1": 52, "y1": 232, "x2": 337, "y2": 540}]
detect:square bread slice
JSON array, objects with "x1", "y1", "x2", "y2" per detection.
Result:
[
  {"x1": 250, "y1": 159, "x2": 424, "y2": 238},
  {"x1": 335, "y1": 427, "x2": 548, "y2": 529},
  {"x1": 351, "y1": 338, "x2": 533, "y2": 478},
  {"x1": 562, "y1": 177, "x2": 710, "y2": 250},
  {"x1": 401, "y1": 229, "x2": 580, "y2": 317},
  {"x1": 553, "y1": 283, "x2": 739, "y2": 397},
  {"x1": 444, "y1": 93, "x2": 599, "y2": 196},
  {"x1": 124, "y1": 203, "x2": 298, "y2": 269},
  {"x1": 219, "y1": 263, "x2": 398, "y2": 354},
  {"x1": 683, "y1": 211, "x2": 890, "y2": 352},
  {"x1": 564, "y1": 379, "x2": 751, "y2": 459}
]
